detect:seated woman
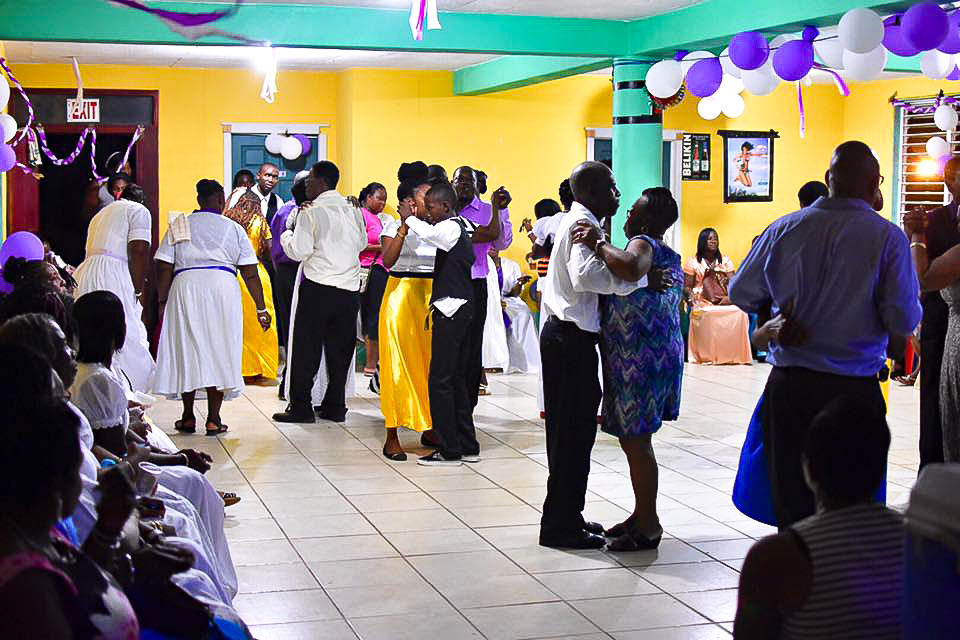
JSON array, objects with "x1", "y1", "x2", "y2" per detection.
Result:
[
  {"x1": 735, "y1": 397, "x2": 903, "y2": 639},
  {"x1": 490, "y1": 249, "x2": 540, "y2": 374},
  {"x1": 683, "y1": 228, "x2": 751, "y2": 365},
  {"x1": 0, "y1": 255, "x2": 70, "y2": 330}
]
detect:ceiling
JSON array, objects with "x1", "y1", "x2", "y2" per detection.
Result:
[
  {"x1": 178, "y1": 0, "x2": 705, "y2": 21},
  {"x1": 5, "y1": 41, "x2": 498, "y2": 71}
]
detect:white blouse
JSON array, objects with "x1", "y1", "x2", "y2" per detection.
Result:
[
  {"x1": 84, "y1": 200, "x2": 152, "y2": 260},
  {"x1": 70, "y1": 362, "x2": 129, "y2": 432},
  {"x1": 155, "y1": 211, "x2": 258, "y2": 271},
  {"x1": 381, "y1": 216, "x2": 435, "y2": 274}
]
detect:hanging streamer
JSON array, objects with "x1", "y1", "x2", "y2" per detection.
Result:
[
  {"x1": 260, "y1": 47, "x2": 278, "y2": 104},
  {"x1": 71, "y1": 56, "x2": 83, "y2": 104},
  {"x1": 409, "y1": 0, "x2": 441, "y2": 41},
  {"x1": 797, "y1": 82, "x2": 806, "y2": 139},
  {"x1": 109, "y1": 0, "x2": 263, "y2": 43},
  {"x1": 812, "y1": 63, "x2": 851, "y2": 97},
  {"x1": 0, "y1": 57, "x2": 33, "y2": 145}
]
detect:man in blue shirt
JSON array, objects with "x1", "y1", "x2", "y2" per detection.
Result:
[{"x1": 730, "y1": 141, "x2": 922, "y2": 527}]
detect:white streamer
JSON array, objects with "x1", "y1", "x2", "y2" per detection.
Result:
[{"x1": 71, "y1": 56, "x2": 83, "y2": 104}]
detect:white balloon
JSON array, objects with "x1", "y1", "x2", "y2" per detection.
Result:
[
  {"x1": 935, "y1": 104, "x2": 959, "y2": 131},
  {"x1": 841, "y1": 46, "x2": 887, "y2": 82},
  {"x1": 721, "y1": 93, "x2": 746, "y2": 118},
  {"x1": 922, "y1": 50, "x2": 954, "y2": 80},
  {"x1": 0, "y1": 114, "x2": 17, "y2": 143},
  {"x1": 742, "y1": 66, "x2": 780, "y2": 96},
  {"x1": 697, "y1": 97, "x2": 722, "y2": 120},
  {"x1": 927, "y1": 135, "x2": 950, "y2": 158},
  {"x1": 814, "y1": 38, "x2": 845, "y2": 69},
  {"x1": 645, "y1": 60, "x2": 683, "y2": 99},
  {"x1": 838, "y1": 8, "x2": 884, "y2": 54},
  {"x1": 280, "y1": 135, "x2": 303, "y2": 160},
  {"x1": 716, "y1": 74, "x2": 745, "y2": 98},
  {"x1": 719, "y1": 47, "x2": 741, "y2": 79},
  {"x1": 0, "y1": 82, "x2": 9, "y2": 110},
  {"x1": 264, "y1": 133, "x2": 284, "y2": 155},
  {"x1": 681, "y1": 50, "x2": 714, "y2": 77}
]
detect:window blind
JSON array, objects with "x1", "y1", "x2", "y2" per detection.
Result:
[{"x1": 896, "y1": 97, "x2": 958, "y2": 221}]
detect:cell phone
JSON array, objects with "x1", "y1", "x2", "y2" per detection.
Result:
[{"x1": 138, "y1": 496, "x2": 165, "y2": 520}]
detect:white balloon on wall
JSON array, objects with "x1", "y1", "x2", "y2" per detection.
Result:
[
  {"x1": 841, "y1": 46, "x2": 887, "y2": 82},
  {"x1": 921, "y1": 50, "x2": 954, "y2": 79},
  {"x1": 716, "y1": 73, "x2": 745, "y2": 98},
  {"x1": 814, "y1": 38, "x2": 845, "y2": 69},
  {"x1": 0, "y1": 114, "x2": 17, "y2": 143},
  {"x1": 280, "y1": 135, "x2": 303, "y2": 160},
  {"x1": 838, "y1": 8, "x2": 884, "y2": 54},
  {"x1": 719, "y1": 47, "x2": 741, "y2": 79},
  {"x1": 264, "y1": 133, "x2": 284, "y2": 155},
  {"x1": 935, "y1": 104, "x2": 959, "y2": 131},
  {"x1": 645, "y1": 60, "x2": 683, "y2": 98},
  {"x1": 697, "y1": 96, "x2": 722, "y2": 120},
  {"x1": 721, "y1": 93, "x2": 746, "y2": 118},
  {"x1": 741, "y1": 65, "x2": 780, "y2": 96},
  {"x1": 680, "y1": 50, "x2": 714, "y2": 77},
  {"x1": 927, "y1": 135, "x2": 950, "y2": 159}
]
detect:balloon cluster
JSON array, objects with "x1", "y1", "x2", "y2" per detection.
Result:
[
  {"x1": 926, "y1": 97, "x2": 958, "y2": 169},
  {"x1": 0, "y1": 77, "x2": 18, "y2": 173},
  {"x1": 646, "y1": 3, "x2": 960, "y2": 122},
  {"x1": 264, "y1": 133, "x2": 312, "y2": 161}
]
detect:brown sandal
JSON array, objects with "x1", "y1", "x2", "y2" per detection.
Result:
[
  {"x1": 175, "y1": 418, "x2": 197, "y2": 434},
  {"x1": 205, "y1": 419, "x2": 228, "y2": 436}
]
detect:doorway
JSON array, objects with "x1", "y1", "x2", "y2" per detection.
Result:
[{"x1": 231, "y1": 133, "x2": 320, "y2": 201}]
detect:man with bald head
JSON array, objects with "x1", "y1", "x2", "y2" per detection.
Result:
[
  {"x1": 253, "y1": 162, "x2": 284, "y2": 225},
  {"x1": 538, "y1": 161, "x2": 644, "y2": 549},
  {"x1": 731, "y1": 141, "x2": 921, "y2": 527}
]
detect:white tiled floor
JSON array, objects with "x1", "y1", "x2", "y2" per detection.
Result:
[{"x1": 150, "y1": 363, "x2": 921, "y2": 639}]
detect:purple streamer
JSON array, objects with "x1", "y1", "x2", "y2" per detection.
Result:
[
  {"x1": 414, "y1": 0, "x2": 428, "y2": 41},
  {"x1": 812, "y1": 63, "x2": 850, "y2": 97},
  {"x1": 109, "y1": 0, "x2": 243, "y2": 27},
  {"x1": 0, "y1": 57, "x2": 33, "y2": 145},
  {"x1": 892, "y1": 95, "x2": 960, "y2": 114},
  {"x1": 797, "y1": 81, "x2": 806, "y2": 139}
]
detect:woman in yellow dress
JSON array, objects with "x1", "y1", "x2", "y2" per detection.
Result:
[{"x1": 223, "y1": 189, "x2": 280, "y2": 382}]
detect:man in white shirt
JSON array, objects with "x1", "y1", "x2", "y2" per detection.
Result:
[
  {"x1": 539, "y1": 161, "x2": 642, "y2": 549},
  {"x1": 273, "y1": 161, "x2": 367, "y2": 424}
]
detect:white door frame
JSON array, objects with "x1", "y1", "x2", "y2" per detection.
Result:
[
  {"x1": 585, "y1": 126, "x2": 684, "y2": 254},
  {"x1": 222, "y1": 122, "x2": 330, "y2": 189}
]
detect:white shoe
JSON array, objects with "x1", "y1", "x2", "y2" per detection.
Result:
[
  {"x1": 417, "y1": 451, "x2": 463, "y2": 466},
  {"x1": 462, "y1": 454, "x2": 482, "y2": 463}
]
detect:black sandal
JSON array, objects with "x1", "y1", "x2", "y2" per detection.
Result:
[
  {"x1": 205, "y1": 419, "x2": 229, "y2": 436},
  {"x1": 174, "y1": 418, "x2": 197, "y2": 434},
  {"x1": 606, "y1": 525, "x2": 663, "y2": 552},
  {"x1": 604, "y1": 516, "x2": 635, "y2": 538},
  {"x1": 382, "y1": 445, "x2": 407, "y2": 462}
]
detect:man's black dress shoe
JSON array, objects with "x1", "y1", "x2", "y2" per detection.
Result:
[
  {"x1": 313, "y1": 406, "x2": 346, "y2": 423},
  {"x1": 539, "y1": 531, "x2": 606, "y2": 550},
  {"x1": 273, "y1": 406, "x2": 315, "y2": 423},
  {"x1": 583, "y1": 521, "x2": 605, "y2": 536}
]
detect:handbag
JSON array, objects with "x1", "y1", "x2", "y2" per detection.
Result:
[
  {"x1": 358, "y1": 266, "x2": 371, "y2": 293},
  {"x1": 701, "y1": 268, "x2": 729, "y2": 305}
]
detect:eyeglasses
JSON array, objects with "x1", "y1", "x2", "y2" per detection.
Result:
[{"x1": 879, "y1": 175, "x2": 885, "y2": 185}]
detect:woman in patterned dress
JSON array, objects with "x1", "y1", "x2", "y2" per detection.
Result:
[{"x1": 572, "y1": 187, "x2": 683, "y2": 551}]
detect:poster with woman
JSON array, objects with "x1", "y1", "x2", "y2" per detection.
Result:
[{"x1": 720, "y1": 130, "x2": 777, "y2": 202}]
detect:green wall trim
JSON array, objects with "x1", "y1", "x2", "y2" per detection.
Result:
[
  {"x1": 454, "y1": 56, "x2": 611, "y2": 95},
  {"x1": 0, "y1": 0, "x2": 630, "y2": 57}
]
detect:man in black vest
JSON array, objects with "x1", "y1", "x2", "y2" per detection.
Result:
[
  {"x1": 918, "y1": 157, "x2": 960, "y2": 470},
  {"x1": 399, "y1": 182, "x2": 506, "y2": 466},
  {"x1": 253, "y1": 163, "x2": 284, "y2": 225}
]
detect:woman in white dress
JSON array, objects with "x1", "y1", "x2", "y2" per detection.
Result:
[
  {"x1": 492, "y1": 250, "x2": 541, "y2": 374},
  {"x1": 73, "y1": 184, "x2": 155, "y2": 392},
  {"x1": 482, "y1": 255, "x2": 510, "y2": 374},
  {"x1": 154, "y1": 179, "x2": 271, "y2": 436}
]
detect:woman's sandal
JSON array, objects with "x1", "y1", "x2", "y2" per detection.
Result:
[
  {"x1": 205, "y1": 419, "x2": 229, "y2": 436},
  {"x1": 604, "y1": 516, "x2": 635, "y2": 538},
  {"x1": 382, "y1": 445, "x2": 408, "y2": 462},
  {"x1": 606, "y1": 524, "x2": 663, "y2": 552},
  {"x1": 218, "y1": 491, "x2": 241, "y2": 507},
  {"x1": 174, "y1": 418, "x2": 197, "y2": 434}
]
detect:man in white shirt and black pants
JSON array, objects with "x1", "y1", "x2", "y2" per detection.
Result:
[
  {"x1": 400, "y1": 182, "x2": 506, "y2": 465},
  {"x1": 273, "y1": 161, "x2": 367, "y2": 424},
  {"x1": 539, "y1": 162, "x2": 643, "y2": 549}
]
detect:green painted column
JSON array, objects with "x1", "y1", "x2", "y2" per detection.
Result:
[{"x1": 612, "y1": 59, "x2": 662, "y2": 247}]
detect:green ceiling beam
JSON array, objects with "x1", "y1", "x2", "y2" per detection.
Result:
[
  {"x1": 0, "y1": 0, "x2": 630, "y2": 57},
  {"x1": 454, "y1": 56, "x2": 611, "y2": 95},
  {"x1": 628, "y1": 0, "x2": 918, "y2": 56}
]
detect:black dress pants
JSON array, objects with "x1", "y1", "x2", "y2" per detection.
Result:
[
  {"x1": 919, "y1": 334, "x2": 946, "y2": 470},
  {"x1": 288, "y1": 280, "x2": 359, "y2": 417},
  {"x1": 466, "y1": 277, "x2": 488, "y2": 408},
  {"x1": 273, "y1": 261, "x2": 299, "y2": 348},
  {"x1": 428, "y1": 304, "x2": 478, "y2": 459},
  {"x1": 762, "y1": 366, "x2": 886, "y2": 528},
  {"x1": 539, "y1": 318, "x2": 602, "y2": 540}
]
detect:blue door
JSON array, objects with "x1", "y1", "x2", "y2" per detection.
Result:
[{"x1": 231, "y1": 134, "x2": 320, "y2": 202}]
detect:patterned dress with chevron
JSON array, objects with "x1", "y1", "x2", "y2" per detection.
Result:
[{"x1": 600, "y1": 235, "x2": 684, "y2": 438}]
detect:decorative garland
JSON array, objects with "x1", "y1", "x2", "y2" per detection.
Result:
[
  {"x1": 0, "y1": 56, "x2": 33, "y2": 145},
  {"x1": 647, "y1": 85, "x2": 686, "y2": 111},
  {"x1": 890, "y1": 91, "x2": 959, "y2": 114}
]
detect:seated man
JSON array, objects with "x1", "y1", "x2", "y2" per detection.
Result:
[
  {"x1": 491, "y1": 249, "x2": 540, "y2": 373},
  {"x1": 734, "y1": 396, "x2": 903, "y2": 639}
]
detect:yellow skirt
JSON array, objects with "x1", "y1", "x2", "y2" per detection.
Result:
[
  {"x1": 240, "y1": 262, "x2": 279, "y2": 380},
  {"x1": 379, "y1": 275, "x2": 432, "y2": 432}
]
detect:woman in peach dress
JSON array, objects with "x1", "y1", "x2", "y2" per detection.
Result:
[{"x1": 683, "y1": 228, "x2": 751, "y2": 365}]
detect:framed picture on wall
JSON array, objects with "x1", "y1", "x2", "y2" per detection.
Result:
[{"x1": 718, "y1": 130, "x2": 778, "y2": 203}]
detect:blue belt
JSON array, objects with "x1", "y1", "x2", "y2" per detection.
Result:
[{"x1": 173, "y1": 265, "x2": 237, "y2": 278}]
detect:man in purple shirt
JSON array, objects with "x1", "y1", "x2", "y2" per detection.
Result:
[{"x1": 453, "y1": 166, "x2": 513, "y2": 408}]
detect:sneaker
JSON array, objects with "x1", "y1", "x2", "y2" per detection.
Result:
[
  {"x1": 462, "y1": 454, "x2": 482, "y2": 463},
  {"x1": 417, "y1": 451, "x2": 463, "y2": 466}
]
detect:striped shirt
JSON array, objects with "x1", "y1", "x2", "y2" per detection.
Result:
[{"x1": 783, "y1": 503, "x2": 904, "y2": 640}]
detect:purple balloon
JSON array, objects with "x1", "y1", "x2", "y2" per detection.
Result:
[
  {"x1": 729, "y1": 31, "x2": 769, "y2": 71},
  {"x1": 686, "y1": 58, "x2": 723, "y2": 97},
  {"x1": 773, "y1": 40, "x2": 814, "y2": 81},
  {"x1": 939, "y1": 153, "x2": 953, "y2": 174},
  {"x1": 902, "y1": 2, "x2": 949, "y2": 51},
  {"x1": 0, "y1": 143, "x2": 15, "y2": 172},
  {"x1": 0, "y1": 231, "x2": 45, "y2": 291},
  {"x1": 293, "y1": 134, "x2": 311, "y2": 157},
  {"x1": 949, "y1": 65, "x2": 960, "y2": 81},
  {"x1": 939, "y1": 12, "x2": 960, "y2": 54},
  {"x1": 884, "y1": 16, "x2": 921, "y2": 57}
]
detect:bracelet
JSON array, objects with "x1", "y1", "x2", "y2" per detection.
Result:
[
  {"x1": 257, "y1": 308, "x2": 268, "y2": 314},
  {"x1": 180, "y1": 453, "x2": 189, "y2": 466},
  {"x1": 910, "y1": 241, "x2": 927, "y2": 250}
]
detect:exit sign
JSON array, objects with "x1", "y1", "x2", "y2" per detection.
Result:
[{"x1": 67, "y1": 98, "x2": 100, "y2": 123}]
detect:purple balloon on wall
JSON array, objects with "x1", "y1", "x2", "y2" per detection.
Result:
[
  {"x1": 729, "y1": 31, "x2": 770, "y2": 71},
  {"x1": 0, "y1": 231, "x2": 45, "y2": 292},
  {"x1": 938, "y1": 12, "x2": 960, "y2": 54},
  {"x1": 293, "y1": 134, "x2": 311, "y2": 157},
  {"x1": 686, "y1": 58, "x2": 723, "y2": 97},
  {"x1": 0, "y1": 143, "x2": 15, "y2": 172},
  {"x1": 902, "y1": 2, "x2": 949, "y2": 52},
  {"x1": 773, "y1": 40, "x2": 814, "y2": 81},
  {"x1": 883, "y1": 16, "x2": 921, "y2": 57}
]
